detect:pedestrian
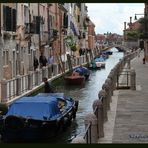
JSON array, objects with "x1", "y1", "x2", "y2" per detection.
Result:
[
  {"x1": 143, "y1": 57, "x2": 145, "y2": 64},
  {"x1": 33, "y1": 56, "x2": 39, "y2": 70},
  {"x1": 48, "y1": 55, "x2": 54, "y2": 72},
  {"x1": 39, "y1": 53, "x2": 47, "y2": 68},
  {"x1": 138, "y1": 49, "x2": 140, "y2": 57},
  {"x1": 43, "y1": 77, "x2": 55, "y2": 93},
  {"x1": 79, "y1": 48, "x2": 82, "y2": 56},
  {"x1": 82, "y1": 48, "x2": 85, "y2": 55}
]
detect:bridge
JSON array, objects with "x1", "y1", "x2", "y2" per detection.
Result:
[{"x1": 102, "y1": 44, "x2": 131, "y2": 53}]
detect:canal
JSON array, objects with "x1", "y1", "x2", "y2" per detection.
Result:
[
  {"x1": 0, "y1": 47, "x2": 123, "y2": 143},
  {"x1": 47, "y1": 47, "x2": 124, "y2": 143}
]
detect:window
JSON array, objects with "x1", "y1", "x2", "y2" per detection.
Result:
[
  {"x1": 28, "y1": 42, "x2": 31, "y2": 54},
  {"x1": 20, "y1": 47, "x2": 24, "y2": 60},
  {"x1": 63, "y1": 13, "x2": 68, "y2": 28},
  {"x1": 78, "y1": 15, "x2": 80, "y2": 23},
  {"x1": 32, "y1": 16, "x2": 40, "y2": 34},
  {"x1": 3, "y1": 5, "x2": 16, "y2": 32},
  {"x1": 36, "y1": 16, "x2": 40, "y2": 34},
  {"x1": 24, "y1": 5, "x2": 29, "y2": 24},
  {"x1": 3, "y1": 50, "x2": 9, "y2": 65},
  {"x1": 49, "y1": 15, "x2": 55, "y2": 29},
  {"x1": 6, "y1": 50, "x2": 9, "y2": 65},
  {"x1": 40, "y1": 16, "x2": 44, "y2": 40}
]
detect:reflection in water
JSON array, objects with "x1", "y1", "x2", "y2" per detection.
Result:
[{"x1": 48, "y1": 48, "x2": 123, "y2": 143}]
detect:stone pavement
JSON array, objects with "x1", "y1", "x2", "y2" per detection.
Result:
[{"x1": 98, "y1": 51, "x2": 148, "y2": 143}]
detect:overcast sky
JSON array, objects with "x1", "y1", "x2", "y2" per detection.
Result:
[{"x1": 85, "y1": 3, "x2": 144, "y2": 35}]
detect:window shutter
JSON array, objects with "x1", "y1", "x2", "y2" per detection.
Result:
[
  {"x1": 32, "y1": 16, "x2": 36, "y2": 33},
  {"x1": 36, "y1": 16, "x2": 40, "y2": 34},
  {"x1": 63, "y1": 13, "x2": 68, "y2": 28},
  {"x1": 12, "y1": 9, "x2": 16, "y2": 32},
  {"x1": 3, "y1": 5, "x2": 6, "y2": 30},
  {"x1": 6, "y1": 6, "x2": 12, "y2": 31},
  {"x1": 30, "y1": 23, "x2": 35, "y2": 34}
]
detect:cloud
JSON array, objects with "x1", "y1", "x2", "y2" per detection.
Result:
[{"x1": 86, "y1": 3, "x2": 144, "y2": 35}]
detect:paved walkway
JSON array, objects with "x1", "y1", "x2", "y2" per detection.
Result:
[{"x1": 98, "y1": 51, "x2": 148, "y2": 143}]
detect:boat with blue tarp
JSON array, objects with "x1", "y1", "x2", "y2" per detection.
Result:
[
  {"x1": 64, "y1": 66, "x2": 90, "y2": 85},
  {"x1": 73, "y1": 66, "x2": 90, "y2": 80},
  {"x1": 0, "y1": 93, "x2": 78, "y2": 142}
]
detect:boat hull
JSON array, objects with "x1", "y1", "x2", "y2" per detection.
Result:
[
  {"x1": 64, "y1": 75, "x2": 85, "y2": 85},
  {"x1": 1, "y1": 118, "x2": 63, "y2": 142},
  {"x1": 1, "y1": 108, "x2": 76, "y2": 142}
]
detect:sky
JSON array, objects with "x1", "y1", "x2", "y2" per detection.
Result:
[{"x1": 85, "y1": 3, "x2": 144, "y2": 35}]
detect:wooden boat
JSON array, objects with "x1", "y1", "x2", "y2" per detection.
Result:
[
  {"x1": 0, "y1": 93, "x2": 79, "y2": 142},
  {"x1": 64, "y1": 75, "x2": 85, "y2": 85},
  {"x1": 89, "y1": 62, "x2": 101, "y2": 70},
  {"x1": 96, "y1": 61, "x2": 106, "y2": 68},
  {"x1": 73, "y1": 66, "x2": 90, "y2": 80},
  {"x1": 89, "y1": 56, "x2": 106, "y2": 70}
]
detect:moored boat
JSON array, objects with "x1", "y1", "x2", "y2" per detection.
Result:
[
  {"x1": 64, "y1": 75, "x2": 85, "y2": 85},
  {"x1": 89, "y1": 56, "x2": 106, "y2": 70},
  {"x1": 73, "y1": 66, "x2": 90, "y2": 80},
  {"x1": 0, "y1": 93, "x2": 79, "y2": 142}
]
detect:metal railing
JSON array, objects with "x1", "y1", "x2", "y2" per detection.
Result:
[
  {"x1": 0, "y1": 53, "x2": 92, "y2": 103},
  {"x1": 20, "y1": 74, "x2": 29, "y2": 94},
  {"x1": 7, "y1": 78, "x2": 17, "y2": 100},
  {"x1": 116, "y1": 68, "x2": 131, "y2": 89}
]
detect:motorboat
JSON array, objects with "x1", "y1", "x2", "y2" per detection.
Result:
[{"x1": 0, "y1": 93, "x2": 79, "y2": 142}]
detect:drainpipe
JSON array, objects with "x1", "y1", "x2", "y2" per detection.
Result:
[
  {"x1": 47, "y1": 4, "x2": 50, "y2": 43},
  {"x1": 59, "y1": 5, "x2": 62, "y2": 57},
  {"x1": 0, "y1": 3, "x2": 3, "y2": 81},
  {"x1": 28, "y1": 3, "x2": 34, "y2": 71},
  {"x1": 47, "y1": 3, "x2": 51, "y2": 57},
  {"x1": 38, "y1": 3, "x2": 41, "y2": 53}
]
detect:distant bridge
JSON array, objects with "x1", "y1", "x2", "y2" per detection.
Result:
[{"x1": 102, "y1": 44, "x2": 131, "y2": 53}]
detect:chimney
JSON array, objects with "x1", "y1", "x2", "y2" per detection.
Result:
[
  {"x1": 124, "y1": 22, "x2": 126, "y2": 30},
  {"x1": 130, "y1": 17, "x2": 132, "y2": 23}
]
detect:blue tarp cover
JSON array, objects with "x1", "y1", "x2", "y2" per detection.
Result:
[
  {"x1": 74, "y1": 67, "x2": 90, "y2": 75},
  {"x1": 6, "y1": 93, "x2": 74, "y2": 121}
]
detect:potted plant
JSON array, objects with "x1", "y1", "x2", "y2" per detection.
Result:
[{"x1": 64, "y1": 35, "x2": 77, "y2": 52}]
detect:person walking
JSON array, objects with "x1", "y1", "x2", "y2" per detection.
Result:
[
  {"x1": 48, "y1": 55, "x2": 54, "y2": 72},
  {"x1": 33, "y1": 56, "x2": 39, "y2": 70},
  {"x1": 143, "y1": 57, "x2": 145, "y2": 64},
  {"x1": 39, "y1": 53, "x2": 47, "y2": 68},
  {"x1": 79, "y1": 48, "x2": 82, "y2": 56},
  {"x1": 43, "y1": 77, "x2": 55, "y2": 93}
]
